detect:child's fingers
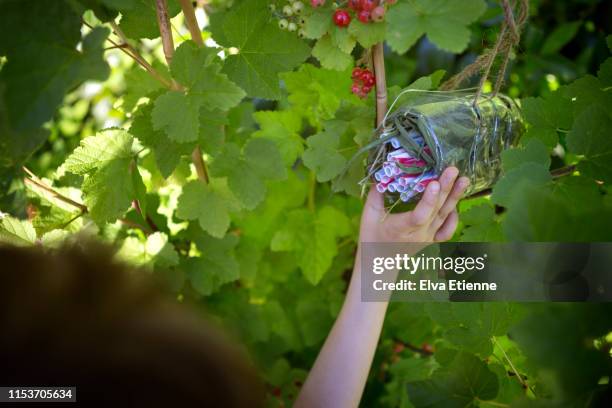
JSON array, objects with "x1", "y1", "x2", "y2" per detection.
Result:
[
  {"x1": 436, "y1": 167, "x2": 459, "y2": 208},
  {"x1": 434, "y1": 210, "x2": 459, "y2": 242},
  {"x1": 403, "y1": 180, "x2": 440, "y2": 228},
  {"x1": 437, "y1": 176, "x2": 470, "y2": 222}
]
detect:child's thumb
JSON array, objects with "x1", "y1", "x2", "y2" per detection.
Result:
[{"x1": 362, "y1": 187, "x2": 385, "y2": 222}]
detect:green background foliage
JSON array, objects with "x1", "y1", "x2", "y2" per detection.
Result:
[{"x1": 1, "y1": 0, "x2": 611, "y2": 406}]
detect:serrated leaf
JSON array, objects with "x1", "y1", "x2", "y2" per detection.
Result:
[
  {"x1": 502, "y1": 138, "x2": 551, "y2": 172},
  {"x1": 347, "y1": 19, "x2": 386, "y2": 48},
  {"x1": 386, "y1": 0, "x2": 486, "y2": 54},
  {"x1": 176, "y1": 181, "x2": 231, "y2": 238},
  {"x1": 491, "y1": 163, "x2": 552, "y2": 207},
  {"x1": 303, "y1": 122, "x2": 349, "y2": 182},
  {"x1": 183, "y1": 232, "x2": 240, "y2": 296},
  {"x1": 330, "y1": 25, "x2": 356, "y2": 54},
  {"x1": 407, "y1": 351, "x2": 499, "y2": 407},
  {"x1": 562, "y1": 75, "x2": 612, "y2": 118},
  {"x1": 210, "y1": 139, "x2": 286, "y2": 209},
  {"x1": 312, "y1": 34, "x2": 353, "y2": 71},
  {"x1": 303, "y1": 6, "x2": 331, "y2": 39},
  {"x1": 211, "y1": 0, "x2": 311, "y2": 99},
  {"x1": 521, "y1": 92, "x2": 573, "y2": 147},
  {"x1": 0, "y1": 215, "x2": 36, "y2": 246},
  {"x1": 152, "y1": 91, "x2": 201, "y2": 143},
  {"x1": 282, "y1": 64, "x2": 353, "y2": 124},
  {"x1": 567, "y1": 105, "x2": 612, "y2": 183},
  {"x1": 252, "y1": 110, "x2": 304, "y2": 165},
  {"x1": 460, "y1": 203, "x2": 504, "y2": 242},
  {"x1": 271, "y1": 206, "x2": 350, "y2": 284},
  {"x1": 63, "y1": 129, "x2": 143, "y2": 224}
]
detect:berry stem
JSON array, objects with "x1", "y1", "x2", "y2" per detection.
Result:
[{"x1": 371, "y1": 42, "x2": 387, "y2": 127}]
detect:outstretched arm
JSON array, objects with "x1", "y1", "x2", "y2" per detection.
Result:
[{"x1": 295, "y1": 167, "x2": 469, "y2": 408}]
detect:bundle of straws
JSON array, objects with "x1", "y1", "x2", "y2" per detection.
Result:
[
  {"x1": 347, "y1": 90, "x2": 525, "y2": 206},
  {"x1": 372, "y1": 131, "x2": 437, "y2": 203}
]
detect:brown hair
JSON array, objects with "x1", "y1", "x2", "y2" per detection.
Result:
[{"x1": 0, "y1": 242, "x2": 264, "y2": 407}]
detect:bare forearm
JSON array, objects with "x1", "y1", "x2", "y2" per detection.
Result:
[{"x1": 294, "y1": 248, "x2": 392, "y2": 408}]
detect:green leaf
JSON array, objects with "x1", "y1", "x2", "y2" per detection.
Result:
[
  {"x1": 502, "y1": 138, "x2": 551, "y2": 172},
  {"x1": 521, "y1": 92, "x2": 573, "y2": 147},
  {"x1": 0, "y1": 4, "x2": 110, "y2": 170},
  {"x1": 210, "y1": 139, "x2": 286, "y2": 209},
  {"x1": 407, "y1": 351, "x2": 499, "y2": 408},
  {"x1": 491, "y1": 163, "x2": 552, "y2": 207},
  {"x1": 302, "y1": 6, "x2": 331, "y2": 39},
  {"x1": 63, "y1": 129, "x2": 142, "y2": 224},
  {"x1": 271, "y1": 206, "x2": 350, "y2": 284},
  {"x1": 312, "y1": 35, "x2": 353, "y2": 71},
  {"x1": 252, "y1": 110, "x2": 304, "y2": 166},
  {"x1": 176, "y1": 181, "x2": 231, "y2": 238},
  {"x1": 502, "y1": 183, "x2": 612, "y2": 241},
  {"x1": 303, "y1": 121, "x2": 349, "y2": 182},
  {"x1": 116, "y1": 232, "x2": 179, "y2": 268},
  {"x1": 598, "y1": 57, "x2": 612, "y2": 87},
  {"x1": 152, "y1": 91, "x2": 202, "y2": 143},
  {"x1": 567, "y1": 105, "x2": 612, "y2": 183},
  {"x1": 540, "y1": 21, "x2": 581, "y2": 55},
  {"x1": 184, "y1": 233, "x2": 240, "y2": 296},
  {"x1": 386, "y1": 0, "x2": 486, "y2": 54},
  {"x1": 122, "y1": 63, "x2": 165, "y2": 113},
  {"x1": 330, "y1": 25, "x2": 356, "y2": 54},
  {"x1": 118, "y1": 0, "x2": 181, "y2": 39},
  {"x1": 347, "y1": 19, "x2": 386, "y2": 48},
  {"x1": 0, "y1": 215, "x2": 36, "y2": 246},
  {"x1": 282, "y1": 64, "x2": 353, "y2": 124},
  {"x1": 562, "y1": 75, "x2": 612, "y2": 118},
  {"x1": 460, "y1": 203, "x2": 504, "y2": 242},
  {"x1": 210, "y1": 0, "x2": 311, "y2": 99}
]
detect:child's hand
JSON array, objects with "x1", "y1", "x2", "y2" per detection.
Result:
[{"x1": 359, "y1": 167, "x2": 469, "y2": 243}]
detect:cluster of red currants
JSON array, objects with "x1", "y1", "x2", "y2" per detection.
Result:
[
  {"x1": 351, "y1": 67, "x2": 375, "y2": 98},
  {"x1": 311, "y1": 0, "x2": 395, "y2": 27}
]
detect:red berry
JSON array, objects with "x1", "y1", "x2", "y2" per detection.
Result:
[
  {"x1": 422, "y1": 343, "x2": 434, "y2": 354},
  {"x1": 360, "y1": 0, "x2": 378, "y2": 12},
  {"x1": 348, "y1": 0, "x2": 361, "y2": 11},
  {"x1": 310, "y1": 0, "x2": 326, "y2": 7},
  {"x1": 360, "y1": 70, "x2": 373, "y2": 82},
  {"x1": 357, "y1": 10, "x2": 370, "y2": 23},
  {"x1": 351, "y1": 83, "x2": 361, "y2": 95},
  {"x1": 333, "y1": 9, "x2": 351, "y2": 27},
  {"x1": 366, "y1": 76, "x2": 375, "y2": 87},
  {"x1": 362, "y1": 84, "x2": 372, "y2": 93},
  {"x1": 352, "y1": 67, "x2": 363, "y2": 79},
  {"x1": 371, "y1": 6, "x2": 385, "y2": 22}
]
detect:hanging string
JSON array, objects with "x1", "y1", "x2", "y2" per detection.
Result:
[{"x1": 440, "y1": 0, "x2": 529, "y2": 103}]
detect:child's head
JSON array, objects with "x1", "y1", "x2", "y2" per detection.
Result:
[{"x1": 0, "y1": 242, "x2": 264, "y2": 407}]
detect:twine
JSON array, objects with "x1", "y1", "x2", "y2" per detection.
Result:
[{"x1": 440, "y1": 0, "x2": 529, "y2": 104}]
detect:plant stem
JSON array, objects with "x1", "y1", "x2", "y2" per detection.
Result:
[
  {"x1": 155, "y1": 0, "x2": 176, "y2": 66},
  {"x1": 103, "y1": 20, "x2": 173, "y2": 89},
  {"x1": 492, "y1": 337, "x2": 527, "y2": 388},
  {"x1": 179, "y1": 0, "x2": 204, "y2": 46},
  {"x1": 308, "y1": 171, "x2": 316, "y2": 212},
  {"x1": 475, "y1": 398, "x2": 510, "y2": 407},
  {"x1": 22, "y1": 168, "x2": 88, "y2": 213},
  {"x1": 132, "y1": 200, "x2": 159, "y2": 232},
  {"x1": 176, "y1": 1, "x2": 211, "y2": 183},
  {"x1": 191, "y1": 146, "x2": 210, "y2": 183},
  {"x1": 372, "y1": 43, "x2": 388, "y2": 127}
]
